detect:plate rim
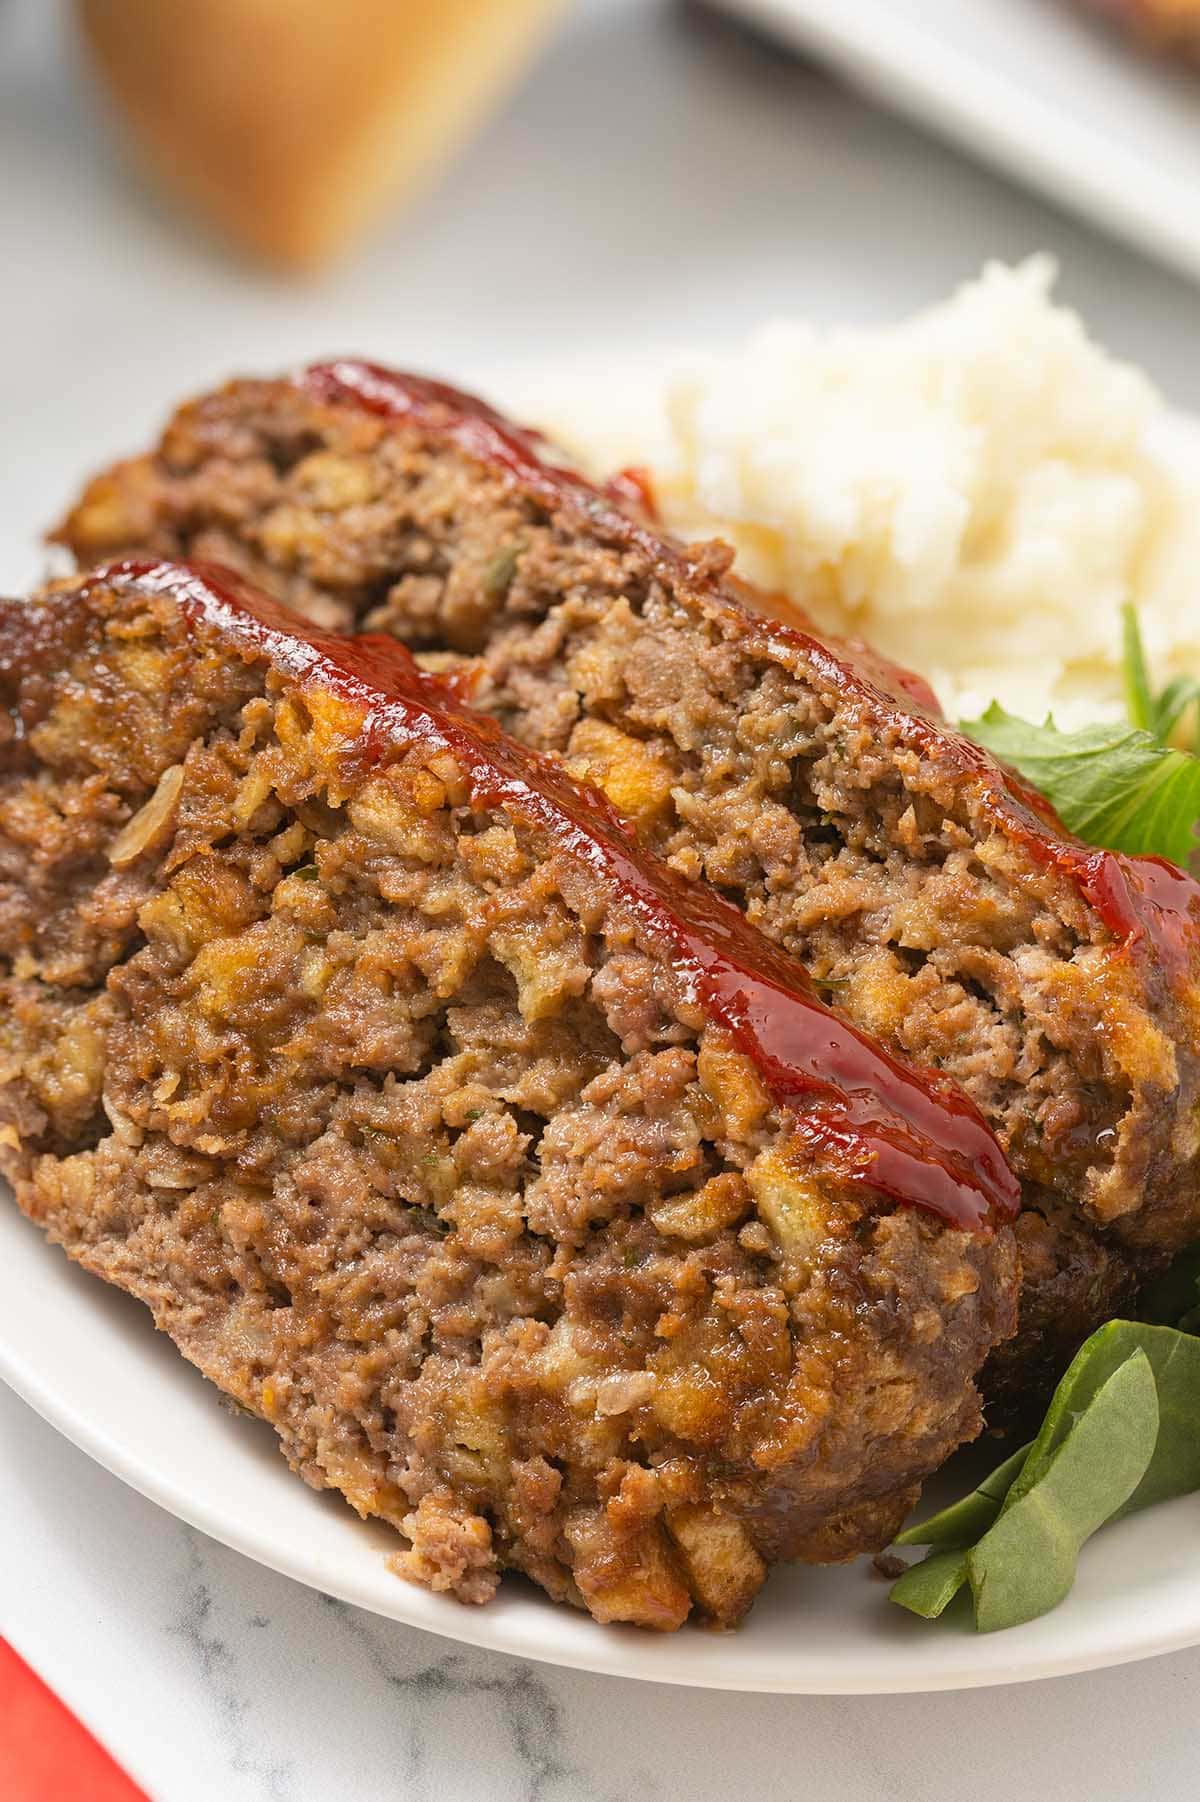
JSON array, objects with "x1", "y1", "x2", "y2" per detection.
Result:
[
  {"x1": 717, "y1": 0, "x2": 1200, "y2": 288},
  {"x1": 4, "y1": 1217, "x2": 1200, "y2": 1695},
  {"x1": 6, "y1": 319, "x2": 1200, "y2": 1684}
]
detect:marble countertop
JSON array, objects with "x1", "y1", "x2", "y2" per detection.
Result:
[
  {"x1": 8, "y1": 1381, "x2": 1200, "y2": 1802},
  {"x1": 4, "y1": 3, "x2": 1200, "y2": 1797}
]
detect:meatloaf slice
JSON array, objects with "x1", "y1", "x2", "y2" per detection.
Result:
[
  {"x1": 56, "y1": 364, "x2": 1200, "y2": 1407},
  {"x1": 0, "y1": 560, "x2": 1018, "y2": 1630}
]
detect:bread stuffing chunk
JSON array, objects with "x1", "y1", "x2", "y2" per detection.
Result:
[
  {"x1": 55, "y1": 364, "x2": 1200, "y2": 1408},
  {"x1": 0, "y1": 560, "x2": 1019, "y2": 1629}
]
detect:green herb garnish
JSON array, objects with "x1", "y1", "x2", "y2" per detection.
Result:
[
  {"x1": 960, "y1": 607, "x2": 1200, "y2": 866},
  {"x1": 965, "y1": 1353, "x2": 1156, "y2": 1632},
  {"x1": 481, "y1": 542, "x2": 524, "y2": 601},
  {"x1": 890, "y1": 1319, "x2": 1200, "y2": 1632},
  {"x1": 415, "y1": 1206, "x2": 450, "y2": 1238},
  {"x1": 293, "y1": 864, "x2": 320, "y2": 881},
  {"x1": 813, "y1": 973, "x2": 851, "y2": 994},
  {"x1": 894, "y1": 1443, "x2": 1029, "y2": 1550},
  {"x1": 961, "y1": 706, "x2": 1200, "y2": 865},
  {"x1": 1122, "y1": 604, "x2": 1200, "y2": 747}
]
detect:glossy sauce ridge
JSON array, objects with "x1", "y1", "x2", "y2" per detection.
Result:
[
  {"x1": 84, "y1": 558, "x2": 1022, "y2": 1235},
  {"x1": 298, "y1": 359, "x2": 1200, "y2": 991}
]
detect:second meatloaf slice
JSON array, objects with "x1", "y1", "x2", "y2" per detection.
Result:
[
  {"x1": 0, "y1": 559, "x2": 1018, "y2": 1629},
  {"x1": 56, "y1": 363, "x2": 1200, "y2": 1404}
]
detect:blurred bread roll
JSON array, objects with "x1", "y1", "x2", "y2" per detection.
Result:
[
  {"x1": 1075, "y1": 0, "x2": 1200, "y2": 56},
  {"x1": 76, "y1": 0, "x2": 563, "y2": 270}
]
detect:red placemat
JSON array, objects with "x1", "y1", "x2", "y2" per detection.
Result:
[{"x1": 0, "y1": 1637, "x2": 150, "y2": 1801}]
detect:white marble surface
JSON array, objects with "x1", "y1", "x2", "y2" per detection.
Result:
[
  {"x1": 8, "y1": 1381, "x2": 1200, "y2": 1802},
  {"x1": 5, "y1": 2, "x2": 1200, "y2": 1797}
]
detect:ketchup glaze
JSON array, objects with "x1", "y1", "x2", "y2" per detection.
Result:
[
  {"x1": 85, "y1": 559, "x2": 1021, "y2": 1236},
  {"x1": 298, "y1": 359, "x2": 1200, "y2": 994}
]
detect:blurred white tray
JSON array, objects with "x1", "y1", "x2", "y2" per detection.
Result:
[{"x1": 714, "y1": 0, "x2": 1200, "y2": 285}]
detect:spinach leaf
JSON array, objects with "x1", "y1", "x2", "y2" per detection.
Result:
[
  {"x1": 1013, "y1": 1320, "x2": 1200, "y2": 1519},
  {"x1": 966, "y1": 1351, "x2": 1157, "y2": 1631},
  {"x1": 1114, "y1": 1328, "x2": 1200, "y2": 1515},
  {"x1": 895, "y1": 1443, "x2": 1029, "y2": 1548},
  {"x1": 889, "y1": 1547, "x2": 970, "y2": 1620},
  {"x1": 889, "y1": 1319, "x2": 1200, "y2": 1632}
]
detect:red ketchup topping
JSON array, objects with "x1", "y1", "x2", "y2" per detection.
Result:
[
  {"x1": 298, "y1": 359, "x2": 1200, "y2": 994},
  {"x1": 90, "y1": 558, "x2": 1020, "y2": 1236},
  {"x1": 604, "y1": 465, "x2": 659, "y2": 520}
]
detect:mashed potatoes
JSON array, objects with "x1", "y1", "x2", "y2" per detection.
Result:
[{"x1": 557, "y1": 260, "x2": 1200, "y2": 730}]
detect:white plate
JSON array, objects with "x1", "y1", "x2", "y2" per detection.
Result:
[
  {"x1": 4, "y1": 1196, "x2": 1200, "y2": 1692},
  {"x1": 712, "y1": 0, "x2": 1200, "y2": 287}
]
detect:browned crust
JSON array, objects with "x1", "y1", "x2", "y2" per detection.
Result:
[
  {"x1": 52, "y1": 365, "x2": 1200, "y2": 1408},
  {"x1": 0, "y1": 565, "x2": 1018, "y2": 1628}
]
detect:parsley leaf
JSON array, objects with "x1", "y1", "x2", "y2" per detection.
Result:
[
  {"x1": 1123, "y1": 604, "x2": 1200, "y2": 748},
  {"x1": 1154, "y1": 675, "x2": 1200, "y2": 748},
  {"x1": 961, "y1": 606, "x2": 1200, "y2": 866},
  {"x1": 1121, "y1": 601, "x2": 1155, "y2": 734},
  {"x1": 960, "y1": 704, "x2": 1200, "y2": 866}
]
